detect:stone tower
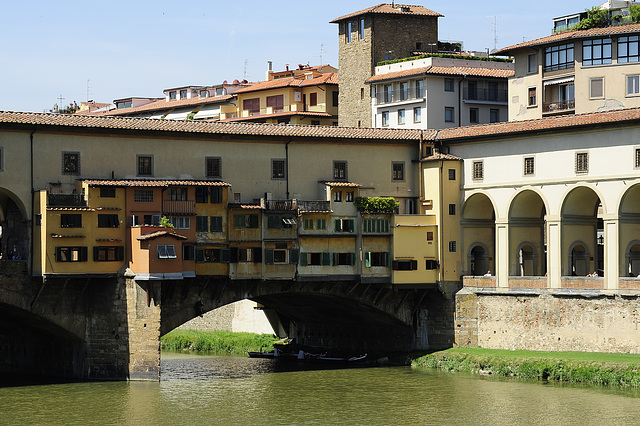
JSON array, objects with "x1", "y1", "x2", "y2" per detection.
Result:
[{"x1": 331, "y1": 4, "x2": 442, "y2": 128}]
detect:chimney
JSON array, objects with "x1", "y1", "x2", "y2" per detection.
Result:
[{"x1": 266, "y1": 61, "x2": 274, "y2": 81}]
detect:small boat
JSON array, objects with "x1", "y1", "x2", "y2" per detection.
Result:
[{"x1": 248, "y1": 348, "x2": 367, "y2": 363}]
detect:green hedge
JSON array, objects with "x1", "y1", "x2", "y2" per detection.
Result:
[{"x1": 355, "y1": 196, "x2": 399, "y2": 214}]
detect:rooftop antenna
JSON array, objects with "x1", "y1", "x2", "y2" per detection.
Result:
[
  {"x1": 487, "y1": 15, "x2": 503, "y2": 51},
  {"x1": 243, "y1": 59, "x2": 249, "y2": 81},
  {"x1": 86, "y1": 79, "x2": 91, "y2": 102},
  {"x1": 57, "y1": 94, "x2": 65, "y2": 106},
  {"x1": 318, "y1": 43, "x2": 327, "y2": 65}
]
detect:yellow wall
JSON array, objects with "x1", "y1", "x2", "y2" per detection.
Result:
[{"x1": 392, "y1": 215, "x2": 438, "y2": 284}]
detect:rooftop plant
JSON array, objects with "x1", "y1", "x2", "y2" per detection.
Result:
[
  {"x1": 377, "y1": 53, "x2": 513, "y2": 67},
  {"x1": 355, "y1": 196, "x2": 399, "y2": 214}
]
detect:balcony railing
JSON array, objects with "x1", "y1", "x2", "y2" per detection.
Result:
[
  {"x1": 163, "y1": 200, "x2": 195, "y2": 215},
  {"x1": 543, "y1": 99, "x2": 575, "y2": 113},
  {"x1": 297, "y1": 200, "x2": 331, "y2": 212},
  {"x1": 264, "y1": 199, "x2": 297, "y2": 211},
  {"x1": 374, "y1": 88, "x2": 424, "y2": 105},
  {"x1": 48, "y1": 193, "x2": 86, "y2": 207},
  {"x1": 463, "y1": 88, "x2": 508, "y2": 103}
]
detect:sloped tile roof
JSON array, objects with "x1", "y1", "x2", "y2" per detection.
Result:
[
  {"x1": 0, "y1": 111, "x2": 430, "y2": 141},
  {"x1": 82, "y1": 179, "x2": 231, "y2": 187},
  {"x1": 233, "y1": 72, "x2": 338, "y2": 94},
  {"x1": 219, "y1": 111, "x2": 333, "y2": 123},
  {"x1": 366, "y1": 65, "x2": 513, "y2": 83},
  {"x1": 86, "y1": 94, "x2": 234, "y2": 117},
  {"x1": 138, "y1": 230, "x2": 188, "y2": 241},
  {"x1": 494, "y1": 23, "x2": 640, "y2": 55},
  {"x1": 437, "y1": 107, "x2": 640, "y2": 142},
  {"x1": 421, "y1": 153, "x2": 462, "y2": 161},
  {"x1": 227, "y1": 203, "x2": 263, "y2": 210},
  {"x1": 319, "y1": 181, "x2": 362, "y2": 187},
  {"x1": 331, "y1": 4, "x2": 442, "y2": 22}
]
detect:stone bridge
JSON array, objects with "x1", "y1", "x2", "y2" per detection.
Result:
[{"x1": 0, "y1": 266, "x2": 455, "y2": 380}]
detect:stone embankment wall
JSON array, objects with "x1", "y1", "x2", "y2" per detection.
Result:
[{"x1": 456, "y1": 288, "x2": 640, "y2": 353}]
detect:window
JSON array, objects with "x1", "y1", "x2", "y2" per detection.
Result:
[
  {"x1": 310, "y1": 92, "x2": 318, "y2": 106},
  {"x1": 195, "y1": 187, "x2": 208, "y2": 203},
  {"x1": 98, "y1": 214, "x2": 119, "y2": 228},
  {"x1": 415, "y1": 80, "x2": 424, "y2": 98},
  {"x1": 427, "y1": 232, "x2": 434, "y2": 241},
  {"x1": 527, "y1": 53, "x2": 537, "y2": 73},
  {"x1": 576, "y1": 152, "x2": 589, "y2": 174},
  {"x1": 100, "y1": 187, "x2": 116, "y2": 198},
  {"x1": 210, "y1": 216, "x2": 223, "y2": 232},
  {"x1": 167, "y1": 188, "x2": 188, "y2": 201},
  {"x1": 237, "y1": 247, "x2": 261, "y2": 263},
  {"x1": 544, "y1": 43, "x2": 574, "y2": 71},
  {"x1": 200, "y1": 90, "x2": 208, "y2": 98},
  {"x1": 266, "y1": 95, "x2": 284, "y2": 112},
  {"x1": 473, "y1": 161, "x2": 484, "y2": 180},
  {"x1": 333, "y1": 191, "x2": 342, "y2": 202},
  {"x1": 197, "y1": 248, "x2": 229, "y2": 263},
  {"x1": 311, "y1": 120, "x2": 320, "y2": 126},
  {"x1": 0, "y1": 147, "x2": 3, "y2": 171},
  {"x1": 618, "y1": 36, "x2": 639, "y2": 63},
  {"x1": 183, "y1": 245, "x2": 195, "y2": 261},
  {"x1": 157, "y1": 245, "x2": 177, "y2": 259},
  {"x1": 272, "y1": 159, "x2": 286, "y2": 180},
  {"x1": 243, "y1": 98, "x2": 260, "y2": 115},
  {"x1": 392, "y1": 162, "x2": 404, "y2": 181},
  {"x1": 448, "y1": 169, "x2": 456, "y2": 180},
  {"x1": 399, "y1": 82, "x2": 408, "y2": 100},
  {"x1": 590, "y1": 78, "x2": 604, "y2": 98},
  {"x1": 490, "y1": 109, "x2": 499, "y2": 123},
  {"x1": 383, "y1": 85, "x2": 392, "y2": 103},
  {"x1": 335, "y1": 253, "x2": 355, "y2": 266},
  {"x1": 449, "y1": 204, "x2": 456, "y2": 215},
  {"x1": 445, "y1": 107, "x2": 454, "y2": 123},
  {"x1": 582, "y1": 38, "x2": 612, "y2": 66},
  {"x1": 365, "y1": 252, "x2": 389, "y2": 267},
  {"x1": 469, "y1": 108, "x2": 479, "y2": 124},
  {"x1": 137, "y1": 155, "x2": 153, "y2": 176},
  {"x1": 303, "y1": 218, "x2": 314, "y2": 230},
  {"x1": 143, "y1": 214, "x2": 161, "y2": 226},
  {"x1": 94, "y1": 246, "x2": 124, "y2": 262},
  {"x1": 359, "y1": 18, "x2": 365, "y2": 39},
  {"x1": 627, "y1": 75, "x2": 640, "y2": 96},
  {"x1": 60, "y1": 214, "x2": 82, "y2": 228},
  {"x1": 300, "y1": 252, "x2": 331, "y2": 266},
  {"x1": 206, "y1": 157, "x2": 221, "y2": 178},
  {"x1": 180, "y1": 89, "x2": 187, "y2": 99},
  {"x1": 444, "y1": 79, "x2": 454, "y2": 92},
  {"x1": 335, "y1": 218, "x2": 355, "y2": 232},
  {"x1": 170, "y1": 216, "x2": 190, "y2": 229},
  {"x1": 524, "y1": 157, "x2": 535, "y2": 175},
  {"x1": 345, "y1": 191, "x2": 354, "y2": 202},
  {"x1": 62, "y1": 152, "x2": 80, "y2": 175},
  {"x1": 360, "y1": 88, "x2": 365, "y2": 100},
  {"x1": 528, "y1": 87, "x2": 537, "y2": 106},
  {"x1": 317, "y1": 218, "x2": 326, "y2": 230},
  {"x1": 363, "y1": 218, "x2": 389, "y2": 233},
  {"x1": 169, "y1": 91, "x2": 176, "y2": 100},
  {"x1": 392, "y1": 259, "x2": 418, "y2": 271},
  {"x1": 210, "y1": 187, "x2": 223, "y2": 203},
  {"x1": 382, "y1": 111, "x2": 389, "y2": 127},
  {"x1": 196, "y1": 216, "x2": 208, "y2": 232},
  {"x1": 272, "y1": 249, "x2": 287, "y2": 264},
  {"x1": 398, "y1": 109, "x2": 405, "y2": 125},
  {"x1": 55, "y1": 246, "x2": 88, "y2": 262},
  {"x1": 216, "y1": 88, "x2": 224, "y2": 96},
  {"x1": 134, "y1": 189, "x2": 153, "y2": 202},
  {"x1": 449, "y1": 241, "x2": 457, "y2": 252},
  {"x1": 333, "y1": 161, "x2": 347, "y2": 180},
  {"x1": 267, "y1": 215, "x2": 295, "y2": 229},
  {"x1": 413, "y1": 107, "x2": 421, "y2": 123},
  {"x1": 333, "y1": 91, "x2": 339, "y2": 107},
  {"x1": 234, "y1": 214, "x2": 259, "y2": 229},
  {"x1": 425, "y1": 259, "x2": 439, "y2": 270},
  {"x1": 346, "y1": 21, "x2": 352, "y2": 43},
  {"x1": 636, "y1": 148, "x2": 640, "y2": 168}
]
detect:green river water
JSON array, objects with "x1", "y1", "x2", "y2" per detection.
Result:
[{"x1": 1, "y1": 352, "x2": 639, "y2": 425}]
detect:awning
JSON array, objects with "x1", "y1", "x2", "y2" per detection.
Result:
[
  {"x1": 543, "y1": 76, "x2": 575, "y2": 87},
  {"x1": 193, "y1": 104, "x2": 221, "y2": 120}
]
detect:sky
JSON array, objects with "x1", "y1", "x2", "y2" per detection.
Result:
[{"x1": 0, "y1": 0, "x2": 596, "y2": 113}]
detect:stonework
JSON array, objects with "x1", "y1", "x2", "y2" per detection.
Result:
[
  {"x1": 456, "y1": 288, "x2": 640, "y2": 353},
  {"x1": 178, "y1": 299, "x2": 274, "y2": 334},
  {"x1": 126, "y1": 278, "x2": 161, "y2": 381}
]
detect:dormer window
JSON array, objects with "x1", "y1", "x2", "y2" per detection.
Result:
[
  {"x1": 116, "y1": 100, "x2": 132, "y2": 109},
  {"x1": 400, "y1": 7, "x2": 410, "y2": 12},
  {"x1": 200, "y1": 90, "x2": 208, "y2": 98},
  {"x1": 180, "y1": 90, "x2": 187, "y2": 99},
  {"x1": 216, "y1": 88, "x2": 224, "y2": 96},
  {"x1": 170, "y1": 91, "x2": 177, "y2": 100}
]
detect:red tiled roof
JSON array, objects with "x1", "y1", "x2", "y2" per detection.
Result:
[
  {"x1": 82, "y1": 179, "x2": 231, "y2": 187},
  {"x1": 421, "y1": 153, "x2": 462, "y2": 161},
  {"x1": 494, "y1": 23, "x2": 640, "y2": 55},
  {"x1": 319, "y1": 181, "x2": 362, "y2": 187},
  {"x1": 220, "y1": 111, "x2": 333, "y2": 123},
  {"x1": 331, "y1": 4, "x2": 442, "y2": 22},
  {"x1": 137, "y1": 230, "x2": 188, "y2": 241},
  {"x1": 233, "y1": 73, "x2": 338, "y2": 95},
  {"x1": 0, "y1": 111, "x2": 430, "y2": 141},
  {"x1": 227, "y1": 203, "x2": 263, "y2": 210},
  {"x1": 437, "y1": 107, "x2": 640, "y2": 142},
  {"x1": 46, "y1": 207, "x2": 93, "y2": 211},
  {"x1": 51, "y1": 234, "x2": 86, "y2": 238},
  {"x1": 366, "y1": 65, "x2": 513, "y2": 84},
  {"x1": 88, "y1": 94, "x2": 234, "y2": 117}
]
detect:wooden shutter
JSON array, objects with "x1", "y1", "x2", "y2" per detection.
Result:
[
  {"x1": 322, "y1": 252, "x2": 331, "y2": 266},
  {"x1": 253, "y1": 247, "x2": 262, "y2": 263},
  {"x1": 80, "y1": 246, "x2": 88, "y2": 262},
  {"x1": 229, "y1": 247, "x2": 238, "y2": 263},
  {"x1": 365, "y1": 252, "x2": 371, "y2": 268},
  {"x1": 335, "y1": 219, "x2": 342, "y2": 232},
  {"x1": 221, "y1": 249, "x2": 231, "y2": 263},
  {"x1": 300, "y1": 252, "x2": 308, "y2": 266},
  {"x1": 265, "y1": 249, "x2": 274, "y2": 264}
]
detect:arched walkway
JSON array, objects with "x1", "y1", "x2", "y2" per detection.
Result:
[
  {"x1": 0, "y1": 188, "x2": 29, "y2": 261},
  {"x1": 509, "y1": 190, "x2": 546, "y2": 276},
  {"x1": 619, "y1": 184, "x2": 640, "y2": 277},
  {"x1": 561, "y1": 187, "x2": 602, "y2": 277},
  {"x1": 461, "y1": 193, "x2": 495, "y2": 276}
]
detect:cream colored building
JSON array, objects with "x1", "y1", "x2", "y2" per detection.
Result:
[{"x1": 495, "y1": 23, "x2": 640, "y2": 121}]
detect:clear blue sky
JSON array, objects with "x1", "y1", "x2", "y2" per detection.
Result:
[{"x1": 1, "y1": 1, "x2": 594, "y2": 112}]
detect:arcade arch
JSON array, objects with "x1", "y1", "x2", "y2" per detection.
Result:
[
  {"x1": 561, "y1": 186, "x2": 602, "y2": 277},
  {"x1": 619, "y1": 183, "x2": 640, "y2": 277},
  {"x1": 0, "y1": 188, "x2": 29, "y2": 261},
  {"x1": 462, "y1": 193, "x2": 495, "y2": 276},
  {"x1": 508, "y1": 190, "x2": 547, "y2": 276}
]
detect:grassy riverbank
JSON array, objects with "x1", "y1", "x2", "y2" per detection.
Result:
[
  {"x1": 413, "y1": 348, "x2": 640, "y2": 388},
  {"x1": 161, "y1": 330, "x2": 278, "y2": 355}
]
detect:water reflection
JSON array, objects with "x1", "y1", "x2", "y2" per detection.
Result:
[{"x1": 0, "y1": 353, "x2": 639, "y2": 425}]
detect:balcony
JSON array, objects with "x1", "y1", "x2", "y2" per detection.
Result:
[
  {"x1": 374, "y1": 88, "x2": 423, "y2": 105},
  {"x1": 463, "y1": 88, "x2": 508, "y2": 103},
  {"x1": 542, "y1": 99, "x2": 575, "y2": 114},
  {"x1": 297, "y1": 200, "x2": 331, "y2": 212},
  {"x1": 163, "y1": 200, "x2": 195, "y2": 215},
  {"x1": 48, "y1": 193, "x2": 86, "y2": 207},
  {"x1": 264, "y1": 199, "x2": 297, "y2": 211}
]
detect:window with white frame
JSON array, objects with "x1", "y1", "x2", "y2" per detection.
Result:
[
  {"x1": 382, "y1": 111, "x2": 389, "y2": 127},
  {"x1": 627, "y1": 75, "x2": 640, "y2": 96},
  {"x1": 157, "y1": 245, "x2": 177, "y2": 259},
  {"x1": 398, "y1": 109, "x2": 405, "y2": 125},
  {"x1": 527, "y1": 53, "x2": 537, "y2": 73},
  {"x1": 590, "y1": 78, "x2": 604, "y2": 98},
  {"x1": 413, "y1": 107, "x2": 421, "y2": 123},
  {"x1": 635, "y1": 148, "x2": 640, "y2": 168},
  {"x1": 445, "y1": 107, "x2": 454, "y2": 122}
]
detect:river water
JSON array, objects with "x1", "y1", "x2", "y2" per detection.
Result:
[{"x1": 1, "y1": 353, "x2": 639, "y2": 425}]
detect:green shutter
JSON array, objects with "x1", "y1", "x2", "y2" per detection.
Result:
[
  {"x1": 365, "y1": 252, "x2": 371, "y2": 268},
  {"x1": 335, "y1": 219, "x2": 342, "y2": 232},
  {"x1": 289, "y1": 249, "x2": 299, "y2": 264},
  {"x1": 384, "y1": 252, "x2": 390, "y2": 267},
  {"x1": 300, "y1": 252, "x2": 308, "y2": 266},
  {"x1": 249, "y1": 214, "x2": 259, "y2": 228},
  {"x1": 348, "y1": 219, "x2": 355, "y2": 232},
  {"x1": 265, "y1": 249, "x2": 274, "y2": 264},
  {"x1": 350, "y1": 253, "x2": 356, "y2": 266},
  {"x1": 234, "y1": 214, "x2": 244, "y2": 228},
  {"x1": 322, "y1": 252, "x2": 332, "y2": 266}
]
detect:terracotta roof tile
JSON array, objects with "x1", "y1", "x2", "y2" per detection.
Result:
[
  {"x1": 437, "y1": 107, "x2": 640, "y2": 142},
  {"x1": 233, "y1": 72, "x2": 338, "y2": 95},
  {"x1": 0, "y1": 111, "x2": 431, "y2": 142},
  {"x1": 219, "y1": 111, "x2": 332, "y2": 123},
  {"x1": 331, "y1": 4, "x2": 442, "y2": 23},
  {"x1": 228, "y1": 203, "x2": 263, "y2": 210},
  {"x1": 421, "y1": 153, "x2": 462, "y2": 161},
  {"x1": 319, "y1": 181, "x2": 362, "y2": 187},
  {"x1": 137, "y1": 230, "x2": 188, "y2": 241},
  {"x1": 51, "y1": 234, "x2": 86, "y2": 238},
  {"x1": 366, "y1": 65, "x2": 513, "y2": 83},
  {"x1": 494, "y1": 23, "x2": 640, "y2": 55},
  {"x1": 82, "y1": 179, "x2": 231, "y2": 187},
  {"x1": 90, "y1": 94, "x2": 234, "y2": 117}
]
